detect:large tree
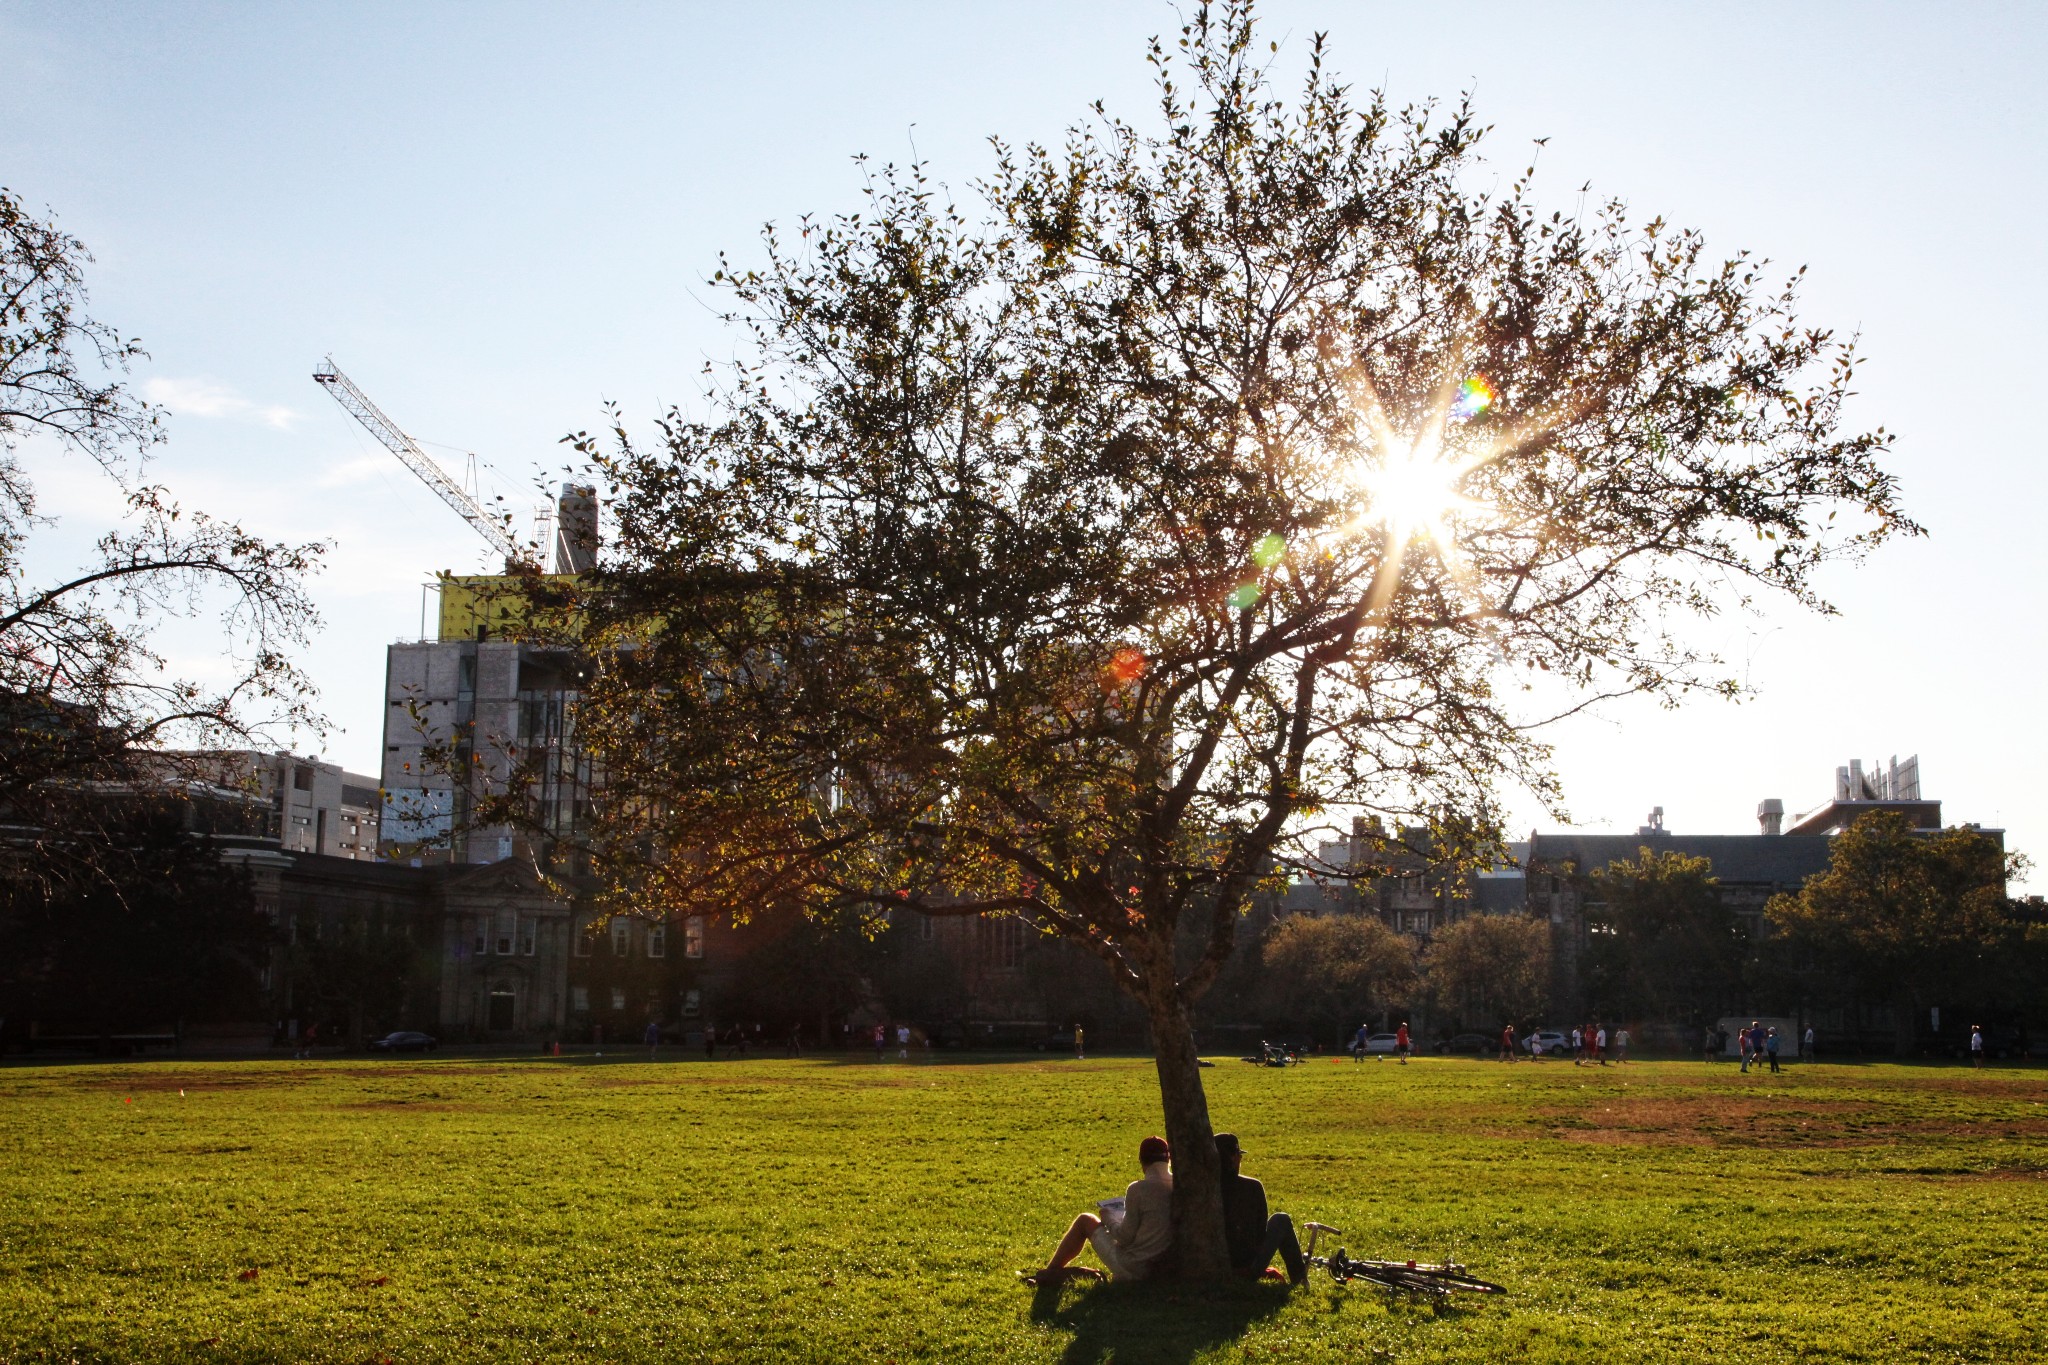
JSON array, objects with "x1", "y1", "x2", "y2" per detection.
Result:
[
  {"x1": 1767, "y1": 813, "x2": 2022, "y2": 1053},
  {"x1": 0, "y1": 804, "x2": 273, "y2": 1046},
  {"x1": 557, "y1": 5, "x2": 1909, "y2": 1273},
  {"x1": 0, "y1": 186, "x2": 323, "y2": 890},
  {"x1": 1582, "y1": 847, "x2": 1746, "y2": 1026},
  {"x1": 1425, "y1": 913, "x2": 1550, "y2": 1031},
  {"x1": 1257, "y1": 911, "x2": 1416, "y2": 1039}
]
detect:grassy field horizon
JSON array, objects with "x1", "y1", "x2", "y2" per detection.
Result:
[{"x1": 3, "y1": 1052, "x2": 2044, "y2": 1363}]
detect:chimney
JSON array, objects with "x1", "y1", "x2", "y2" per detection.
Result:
[
  {"x1": 1757, "y1": 798, "x2": 1783, "y2": 836},
  {"x1": 554, "y1": 484, "x2": 599, "y2": 574}
]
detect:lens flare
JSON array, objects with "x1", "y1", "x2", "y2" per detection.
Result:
[
  {"x1": 1104, "y1": 646, "x2": 1149, "y2": 687},
  {"x1": 1227, "y1": 582, "x2": 1261, "y2": 611},
  {"x1": 1251, "y1": 532, "x2": 1287, "y2": 568},
  {"x1": 1451, "y1": 375, "x2": 1495, "y2": 420}
]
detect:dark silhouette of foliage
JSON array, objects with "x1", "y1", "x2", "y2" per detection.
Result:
[
  {"x1": 1582, "y1": 848, "x2": 1746, "y2": 1026},
  {"x1": 1767, "y1": 813, "x2": 2024, "y2": 1053},
  {"x1": 0, "y1": 806, "x2": 271, "y2": 1045}
]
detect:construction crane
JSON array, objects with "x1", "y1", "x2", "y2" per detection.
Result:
[{"x1": 312, "y1": 357, "x2": 530, "y2": 567}]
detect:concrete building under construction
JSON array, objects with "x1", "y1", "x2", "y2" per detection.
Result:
[{"x1": 377, "y1": 483, "x2": 597, "y2": 869}]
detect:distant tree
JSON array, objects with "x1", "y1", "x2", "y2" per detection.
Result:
[
  {"x1": 1766, "y1": 813, "x2": 2022, "y2": 1053},
  {"x1": 717, "y1": 910, "x2": 907, "y2": 1039},
  {"x1": 286, "y1": 911, "x2": 420, "y2": 1049},
  {"x1": 1424, "y1": 913, "x2": 1550, "y2": 1029},
  {"x1": 1582, "y1": 848, "x2": 1745, "y2": 1025},
  {"x1": 0, "y1": 807, "x2": 272, "y2": 1047},
  {"x1": 1257, "y1": 912, "x2": 1416, "y2": 1040},
  {"x1": 0, "y1": 186, "x2": 324, "y2": 890},
  {"x1": 547, "y1": 4, "x2": 1909, "y2": 1273}
]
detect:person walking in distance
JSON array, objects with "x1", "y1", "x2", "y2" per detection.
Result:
[
  {"x1": 1970, "y1": 1024, "x2": 1986, "y2": 1069},
  {"x1": 1571, "y1": 1026, "x2": 1584, "y2": 1067},
  {"x1": 1613, "y1": 1027, "x2": 1630, "y2": 1064},
  {"x1": 1802, "y1": 1024, "x2": 1816, "y2": 1061},
  {"x1": 703, "y1": 1020, "x2": 716, "y2": 1061},
  {"x1": 1499, "y1": 1022, "x2": 1517, "y2": 1062},
  {"x1": 873, "y1": 1023, "x2": 886, "y2": 1062},
  {"x1": 1765, "y1": 1026, "x2": 1781, "y2": 1074},
  {"x1": 897, "y1": 1023, "x2": 911, "y2": 1060},
  {"x1": 1705, "y1": 1024, "x2": 1718, "y2": 1064},
  {"x1": 1594, "y1": 1024, "x2": 1609, "y2": 1066},
  {"x1": 1739, "y1": 1024, "x2": 1753, "y2": 1073},
  {"x1": 1353, "y1": 1022, "x2": 1369, "y2": 1062},
  {"x1": 645, "y1": 1019, "x2": 660, "y2": 1061},
  {"x1": 1074, "y1": 1025, "x2": 1085, "y2": 1061},
  {"x1": 1394, "y1": 1021, "x2": 1411, "y2": 1065}
]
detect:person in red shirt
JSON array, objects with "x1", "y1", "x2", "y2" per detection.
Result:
[
  {"x1": 1395, "y1": 1021, "x2": 1410, "y2": 1065},
  {"x1": 1499, "y1": 1023, "x2": 1517, "y2": 1062}
]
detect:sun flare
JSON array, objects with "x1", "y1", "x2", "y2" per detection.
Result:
[{"x1": 1358, "y1": 453, "x2": 1474, "y2": 542}]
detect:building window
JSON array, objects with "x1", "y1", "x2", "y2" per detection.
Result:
[
  {"x1": 980, "y1": 914, "x2": 1026, "y2": 969},
  {"x1": 682, "y1": 989, "x2": 701, "y2": 1017},
  {"x1": 572, "y1": 986, "x2": 589, "y2": 1013},
  {"x1": 574, "y1": 927, "x2": 592, "y2": 957},
  {"x1": 647, "y1": 924, "x2": 666, "y2": 958},
  {"x1": 612, "y1": 918, "x2": 632, "y2": 957},
  {"x1": 684, "y1": 916, "x2": 705, "y2": 959},
  {"x1": 610, "y1": 987, "x2": 626, "y2": 1012},
  {"x1": 918, "y1": 914, "x2": 936, "y2": 941},
  {"x1": 294, "y1": 764, "x2": 314, "y2": 791},
  {"x1": 519, "y1": 917, "x2": 537, "y2": 956},
  {"x1": 496, "y1": 913, "x2": 516, "y2": 955}
]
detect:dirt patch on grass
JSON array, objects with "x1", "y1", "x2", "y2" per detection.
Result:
[
  {"x1": 93, "y1": 1071, "x2": 322, "y2": 1093},
  {"x1": 1516, "y1": 1093, "x2": 2048, "y2": 1148},
  {"x1": 333, "y1": 1100, "x2": 475, "y2": 1112}
]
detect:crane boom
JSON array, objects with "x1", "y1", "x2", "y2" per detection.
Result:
[{"x1": 312, "y1": 357, "x2": 526, "y2": 564}]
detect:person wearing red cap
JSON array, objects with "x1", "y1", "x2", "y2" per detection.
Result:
[{"x1": 1024, "y1": 1136, "x2": 1174, "y2": 1285}]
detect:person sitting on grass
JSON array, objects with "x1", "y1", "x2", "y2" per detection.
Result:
[
  {"x1": 1025, "y1": 1135, "x2": 1173, "y2": 1285},
  {"x1": 1216, "y1": 1132, "x2": 1307, "y2": 1286}
]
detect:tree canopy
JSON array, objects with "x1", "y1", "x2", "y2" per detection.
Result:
[
  {"x1": 0, "y1": 186, "x2": 324, "y2": 888},
  {"x1": 1258, "y1": 911, "x2": 1416, "y2": 1035},
  {"x1": 549, "y1": 3, "x2": 1911, "y2": 1274},
  {"x1": 1767, "y1": 812, "x2": 2026, "y2": 1049},
  {"x1": 1582, "y1": 847, "x2": 1746, "y2": 1026},
  {"x1": 1425, "y1": 912, "x2": 1551, "y2": 1029}
]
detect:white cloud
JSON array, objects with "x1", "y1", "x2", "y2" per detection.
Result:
[
  {"x1": 143, "y1": 376, "x2": 302, "y2": 430},
  {"x1": 314, "y1": 453, "x2": 397, "y2": 490}
]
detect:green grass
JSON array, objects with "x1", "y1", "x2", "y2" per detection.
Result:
[{"x1": 2, "y1": 1051, "x2": 2044, "y2": 1364}]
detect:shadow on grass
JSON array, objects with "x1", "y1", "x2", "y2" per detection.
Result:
[{"x1": 1028, "y1": 1276, "x2": 1289, "y2": 1365}]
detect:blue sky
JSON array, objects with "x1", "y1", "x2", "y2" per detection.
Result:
[{"x1": 4, "y1": 2, "x2": 2044, "y2": 882}]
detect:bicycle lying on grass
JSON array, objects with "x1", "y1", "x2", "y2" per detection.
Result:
[{"x1": 1299, "y1": 1222, "x2": 1506, "y2": 1304}]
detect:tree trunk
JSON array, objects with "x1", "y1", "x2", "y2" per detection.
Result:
[{"x1": 1143, "y1": 979, "x2": 1232, "y2": 1279}]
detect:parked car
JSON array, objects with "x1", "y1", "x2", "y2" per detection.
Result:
[
  {"x1": 369, "y1": 1031, "x2": 438, "y2": 1053},
  {"x1": 1522, "y1": 1029, "x2": 1569, "y2": 1057},
  {"x1": 1359, "y1": 1032, "x2": 1402, "y2": 1054},
  {"x1": 1433, "y1": 1032, "x2": 1490, "y2": 1055}
]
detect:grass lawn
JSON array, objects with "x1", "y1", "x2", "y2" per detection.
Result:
[{"x1": 1, "y1": 1051, "x2": 2044, "y2": 1364}]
